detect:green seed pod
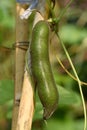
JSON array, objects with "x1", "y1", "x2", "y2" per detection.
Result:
[{"x1": 30, "y1": 20, "x2": 58, "y2": 119}]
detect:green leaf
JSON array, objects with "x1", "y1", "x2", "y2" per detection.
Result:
[
  {"x1": 0, "y1": 80, "x2": 14, "y2": 105},
  {"x1": 58, "y1": 85, "x2": 81, "y2": 106}
]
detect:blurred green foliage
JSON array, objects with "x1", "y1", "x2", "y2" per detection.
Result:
[
  {"x1": 0, "y1": 0, "x2": 87, "y2": 130},
  {"x1": 0, "y1": 0, "x2": 15, "y2": 47},
  {"x1": 0, "y1": 80, "x2": 14, "y2": 105},
  {"x1": 0, "y1": 1, "x2": 14, "y2": 28},
  {"x1": 59, "y1": 24, "x2": 87, "y2": 44}
]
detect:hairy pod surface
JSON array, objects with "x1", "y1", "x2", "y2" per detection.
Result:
[{"x1": 30, "y1": 20, "x2": 58, "y2": 119}]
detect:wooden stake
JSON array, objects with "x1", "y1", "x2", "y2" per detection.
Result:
[
  {"x1": 16, "y1": 71, "x2": 34, "y2": 130},
  {"x1": 11, "y1": 4, "x2": 29, "y2": 130}
]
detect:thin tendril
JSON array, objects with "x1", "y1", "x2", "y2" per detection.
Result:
[
  {"x1": 56, "y1": 33, "x2": 87, "y2": 130},
  {"x1": 56, "y1": 55, "x2": 87, "y2": 86}
]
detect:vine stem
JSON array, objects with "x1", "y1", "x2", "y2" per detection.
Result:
[{"x1": 57, "y1": 33, "x2": 87, "y2": 130}]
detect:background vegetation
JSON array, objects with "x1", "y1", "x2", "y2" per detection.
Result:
[{"x1": 0, "y1": 0, "x2": 87, "y2": 130}]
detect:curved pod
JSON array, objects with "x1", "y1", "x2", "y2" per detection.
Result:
[{"x1": 30, "y1": 21, "x2": 58, "y2": 119}]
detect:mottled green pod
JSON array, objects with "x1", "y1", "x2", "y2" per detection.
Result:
[{"x1": 30, "y1": 21, "x2": 58, "y2": 119}]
